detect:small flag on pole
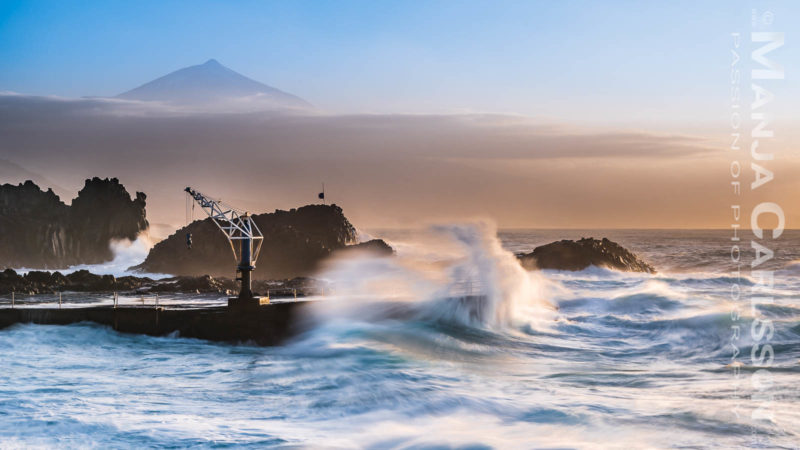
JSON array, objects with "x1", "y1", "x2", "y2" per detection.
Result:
[
  {"x1": 318, "y1": 192, "x2": 324, "y2": 200},
  {"x1": 318, "y1": 183, "x2": 325, "y2": 204}
]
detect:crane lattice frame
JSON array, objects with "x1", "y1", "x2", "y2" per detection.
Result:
[{"x1": 184, "y1": 187, "x2": 264, "y2": 265}]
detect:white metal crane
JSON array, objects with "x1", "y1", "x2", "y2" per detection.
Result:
[{"x1": 184, "y1": 187, "x2": 264, "y2": 302}]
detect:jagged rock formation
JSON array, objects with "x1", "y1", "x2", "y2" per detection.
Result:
[
  {"x1": 0, "y1": 178, "x2": 148, "y2": 268},
  {"x1": 517, "y1": 237, "x2": 655, "y2": 273},
  {"x1": 134, "y1": 204, "x2": 358, "y2": 279}
]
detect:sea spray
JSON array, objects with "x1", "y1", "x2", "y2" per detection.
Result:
[
  {"x1": 66, "y1": 233, "x2": 166, "y2": 277},
  {"x1": 12, "y1": 232, "x2": 169, "y2": 279},
  {"x1": 424, "y1": 223, "x2": 555, "y2": 328},
  {"x1": 311, "y1": 222, "x2": 556, "y2": 331}
]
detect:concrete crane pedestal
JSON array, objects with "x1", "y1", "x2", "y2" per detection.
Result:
[{"x1": 227, "y1": 296, "x2": 270, "y2": 309}]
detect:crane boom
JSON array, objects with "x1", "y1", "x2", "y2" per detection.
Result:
[{"x1": 184, "y1": 187, "x2": 264, "y2": 302}]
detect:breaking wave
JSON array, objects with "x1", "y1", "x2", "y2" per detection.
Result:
[{"x1": 310, "y1": 222, "x2": 556, "y2": 333}]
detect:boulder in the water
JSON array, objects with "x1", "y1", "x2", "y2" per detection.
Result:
[{"x1": 517, "y1": 237, "x2": 655, "y2": 273}]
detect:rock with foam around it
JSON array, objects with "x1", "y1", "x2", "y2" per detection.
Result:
[{"x1": 517, "y1": 237, "x2": 655, "y2": 273}]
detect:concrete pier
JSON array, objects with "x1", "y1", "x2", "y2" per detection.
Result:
[{"x1": 0, "y1": 302, "x2": 312, "y2": 346}]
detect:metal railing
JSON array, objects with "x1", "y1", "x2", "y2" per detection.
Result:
[
  {"x1": 1, "y1": 288, "x2": 324, "y2": 309},
  {"x1": 122, "y1": 292, "x2": 161, "y2": 308},
  {"x1": 2, "y1": 291, "x2": 163, "y2": 309}
]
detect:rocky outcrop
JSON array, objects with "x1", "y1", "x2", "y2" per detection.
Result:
[
  {"x1": 0, "y1": 268, "x2": 149, "y2": 294},
  {"x1": 133, "y1": 204, "x2": 358, "y2": 279},
  {"x1": 0, "y1": 268, "x2": 318, "y2": 297},
  {"x1": 336, "y1": 239, "x2": 394, "y2": 257},
  {"x1": 0, "y1": 178, "x2": 148, "y2": 269},
  {"x1": 517, "y1": 237, "x2": 655, "y2": 273},
  {"x1": 68, "y1": 177, "x2": 149, "y2": 262}
]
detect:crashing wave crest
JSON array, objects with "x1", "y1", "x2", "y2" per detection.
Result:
[{"x1": 311, "y1": 222, "x2": 556, "y2": 331}]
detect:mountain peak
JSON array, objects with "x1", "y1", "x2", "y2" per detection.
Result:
[{"x1": 116, "y1": 59, "x2": 312, "y2": 111}]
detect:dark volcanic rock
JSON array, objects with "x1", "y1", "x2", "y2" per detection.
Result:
[
  {"x1": 0, "y1": 268, "x2": 28, "y2": 293},
  {"x1": 68, "y1": 177, "x2": 149, "y2": 262},
  {"x1": 0, "y1": 178, "x2": 148, "y2": 268},
  {"x1": 0, "y1": 268, "x2": 152, "y2": 294},
  {"x1": 0, "y1": 181, "x2": 69, "y2": 268},
  {"x1": 64, "y1": 270, "x2": 117, "y2": 291},
  {"x1": 134, "y1": 204, "x2": 357, "y2": 279},
  {"x1": 517, "y1": 237, "x2": 655, "y2": 273},
  {"x1": 0, "y1": 268, "x2": 320, "y2": 297},
  {"x1": 336, "y1": 239, "x2": 394, "y2": 256}
]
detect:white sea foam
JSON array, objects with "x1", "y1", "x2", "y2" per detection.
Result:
[{"x1": 13, "y1": 233, "x2": 171, "y2": 279}]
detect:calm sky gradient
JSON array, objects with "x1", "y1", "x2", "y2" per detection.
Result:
[{"x1": 1, "y1": 0, "x2": 797, "y2": 125}]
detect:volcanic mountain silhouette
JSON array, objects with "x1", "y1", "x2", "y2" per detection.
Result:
[{"x1": 117, "y1": 59, "x2": 312, "y2": 111}]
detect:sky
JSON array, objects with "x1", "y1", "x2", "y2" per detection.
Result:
[
  {"x1": 0, "y1": 0, "x2": 798, "y2": 230},
  {"x1": 1, "y1": 0, "x2": 797, "y2": 123}
]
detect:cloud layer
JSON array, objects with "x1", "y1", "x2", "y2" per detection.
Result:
[{"x1": 3, "y1": 93, "x2": 792, "y2": 230}]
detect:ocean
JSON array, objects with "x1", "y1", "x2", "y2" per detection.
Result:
[{"x1": 0, "y1": 227, "x2": 798, "y2": 448}]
